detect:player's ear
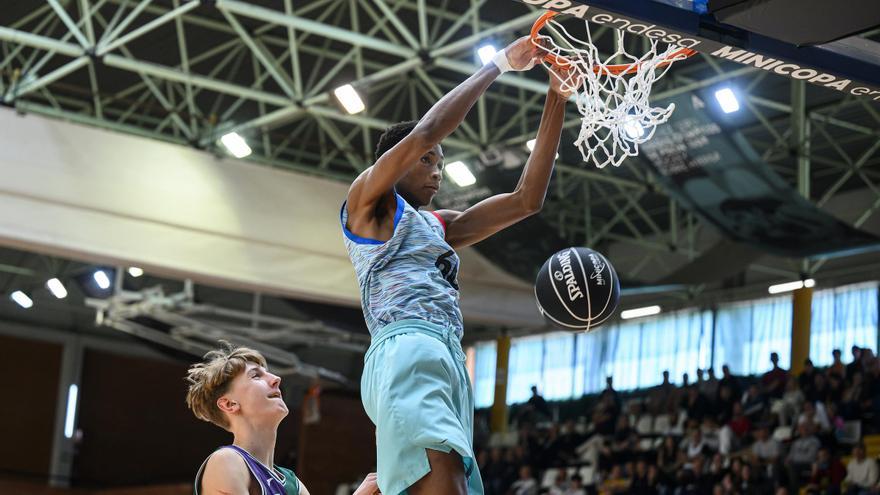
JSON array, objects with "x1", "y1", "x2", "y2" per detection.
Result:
[{"x1": 217, "y1": 395, "x2": 239, "y2": 414}]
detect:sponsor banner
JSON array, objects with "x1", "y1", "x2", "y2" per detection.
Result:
[{"x1": 517, "y1": 0, "x2": 880, "y2": 101}]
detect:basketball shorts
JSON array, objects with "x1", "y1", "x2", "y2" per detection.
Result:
[{"x1": 361, "y1": 319, "x2": 484, "y2": 495}]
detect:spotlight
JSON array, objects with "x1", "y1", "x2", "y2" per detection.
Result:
[
  {"x1": 714, "y1": 87, "x2": 740, "y2": 113},
  {"x1": 477, "y1": 44, "x2": 497, "y2": 65},
  {"x1": 10, "y1": 290, "x2": 33, "y2": 309},
  {"x1": 445, "y1": 161, "x2": 476, "y2": 187},
  {"x1": 333, "y1": 84, "x2": 365, "y2": 114},
  {"x1": 127, "y1": 267, "x2": 144, "y2": 278},
  {"x1": 620, "y1": 305, "x2": 661, "y2": 320},
  {"x1": 220, "y1": 132, "x2": 252, "y2": 158},
  {"x1": 93, "y1": 270, "x2": 111, "y2": 290},
  {"x1": 46, "y1": 278, "x2": 68, "y2": 299}
]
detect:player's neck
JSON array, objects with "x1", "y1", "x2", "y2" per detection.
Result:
[{"x1": 232, "y1": 424, "x2": 278, "y2": 468}]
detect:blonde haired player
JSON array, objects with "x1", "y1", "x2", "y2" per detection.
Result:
[{"x1": 186, "y1": 342, "x2": 380, "y2": 495}]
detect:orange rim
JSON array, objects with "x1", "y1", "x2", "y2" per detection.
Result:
[{"x1": 530, "y1": 11, "x2": 697, "y2": 75}]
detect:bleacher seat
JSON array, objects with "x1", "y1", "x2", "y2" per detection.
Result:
[
  {"x1": 541, "y1": 468, "x2": 560, "y2": 488},
  {"x1": 636, "y1": 415, "x2": 654, "y2": 435},
  {"x1": 653, "y1": 414, "x2": 671, "y2": 435}
]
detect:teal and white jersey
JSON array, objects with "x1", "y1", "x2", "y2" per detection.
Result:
[{"x1": 341, "y1": 192, "x2": 464, "y2": 339}]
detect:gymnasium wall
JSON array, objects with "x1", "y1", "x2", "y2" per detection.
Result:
[{"x1": 0, "y1": 335, "x2": 62, "y2": 479}]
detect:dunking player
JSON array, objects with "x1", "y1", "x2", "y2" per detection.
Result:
[
  {"x1": 341, "y1": 36, "x2": 573, "y2": 494},
  {"x1": 186, "y1": 343, "x2": 380, "y2": 495}
]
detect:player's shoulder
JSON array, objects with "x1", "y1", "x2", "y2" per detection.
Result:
[{"x1": 202, "y1": 448, "x2": 250, "y2": 492}]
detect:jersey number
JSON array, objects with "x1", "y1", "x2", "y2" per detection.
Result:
[{"x1": 435, "y1": 250, "x2": 460, "y2": 290}]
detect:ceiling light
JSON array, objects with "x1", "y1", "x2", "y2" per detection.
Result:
[
  {"x1": 445, "y1": 161, "x2": 477, "y2": 187},
  {"x1": 334, "y1": 84, "x2": 365, "y2": 114},
  {"x1": 128, "y1": 267, "x2": 144, "y2": 278},
  {"x1": 46, "y1": 278, "x2": 68, "y2": 299},
  {"x1": 620, "y1": 305, "x2": 661, "y2": 320},
  {"x1": 220, "y1": 132, "x2": 252, "y2": 158},
  {"x1": 714, "y1": 87, "x2": 740, "y2": 113},
  {"x1": 10, "y1": 290, "x2": 33, "y2": 309},
  {"x1": 623, "y1": 120, "x2": 645, "y2": 139},
  {"x1": 768, "y1": 279, "x2": 814, "y2": 294},
  {"x1": 93, "y1": 270, "x2": 111, "y2": 290}
]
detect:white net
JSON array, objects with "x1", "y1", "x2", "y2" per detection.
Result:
[{"x1": 533, "y1": 15, "x2": 692, "y2": 169}]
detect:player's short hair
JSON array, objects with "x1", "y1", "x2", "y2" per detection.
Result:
[
  {"x1": 185, "y1": 341, "x2": 267, "y2": 430},
  {"x1": 375, "y1": 120, "x2": 418, "y2": 161}
]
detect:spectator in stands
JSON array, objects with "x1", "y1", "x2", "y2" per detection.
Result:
[
  {"x1": 728, "y1": 402, "x2": 752, "y2": 441},
  {"x1": 483, "y1": 447, "x2": 512, "y2": 495},
  {"x1": 801, "y1": 359, "x2": 818, "y2": 398},
  {"x1": 847, "y1": 346, "x2": 862, "y2": 380},
  {"x1": 763, "y1": 352, "x2": 789, "y2": 398},
  {"x1": 843, "y1": 443, "x2": 878, "y2": 495},
  {"x1": 527, "y1": 385, "x2": 551, "y2": 420},
  {"x1": 828, "y1": 373, "x2": 846, "y2": 406},
  {"x1": 798, "y1": 400, "x2": 831, "y2": 433},
  {"x1": 830, "y1": 349, "x2": 847, "y2": 380},
  {"x1": 547, "y1": 471, "x2": 566, "y2": 495},
  {"x1": 716, "y1": 385, "x2": 737, "y2": 425},
  {"x1": 719, "y1": 364, "x2": 741, "y2": 399},
  {"x1": 701, "y1": 368, "x2": 719, "y2": 399},
  {"x1": 598, "y1": 464, "x2": 630, "y2": 494},
  {"x1": 657, "y1": 435, "x2": 681, "y2": 476},
  {"x1": 685, "y1": 428, "x2": 711, "y2": 459},
  {"x1": 811, "y1": 372, "x2": 832, "y2": 404},
  {"x1": 776, "y1": 377, "x2": 805, "y2": 426},
  {"x1": 600, "y1": 376, "x2": 622, "y2": 412},
  {"x1": 786, "y1": 422, "x2": 822, "y2": 492},
  {"x1": 509, "y1": 465, "x2": 538, "y2": 495},
  {"x1": 683, "y1": 386, "x2": 711, "y2": 423},
  {"x1": 842, "y1": 371, "x2": 867, "y2": 419},
  {"x1": 592, "y1": 393, "x2": 618, "y2": 436},
  {"x1": 630, "y1": 459, "x2": 654, "y2": 495},
  {"x1": 649, "y1": 371, "x2": 675, "y2": 415},
  {"x1": 564, "y1": 474, "x2": 586, "y2": 495},
  {"x1": 807, "y1": 446, "x2": 845, "y2": 495},
  {"x1": 751, "y1": 424, "x2": 782, "y2": 467},
  {"x1": 742, "y1": 383, "x2": 768, "y2": 419}
]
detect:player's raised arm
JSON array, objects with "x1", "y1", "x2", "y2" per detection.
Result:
[
  {"x1": 346, "y1": 36, "x2": 541, "y2": 216},
  {"x1": 437, "y1": 64, "x2": 575, "y2": 249}
]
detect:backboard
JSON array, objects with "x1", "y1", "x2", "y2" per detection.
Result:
[{"x1": 515, "y1": 0, "x2": 880, "y2": 101}]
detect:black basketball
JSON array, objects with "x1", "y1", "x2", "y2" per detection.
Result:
[{"x1": 534, "y1": 247, "x2": 620, "y2": 331}]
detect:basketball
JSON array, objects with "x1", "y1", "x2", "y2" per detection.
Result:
[{"x1": 534, "y1": 247, "x2": 620, "y2": 331}]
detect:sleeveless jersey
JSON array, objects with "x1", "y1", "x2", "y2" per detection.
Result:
[
  {"x1": 194, "y1": 445, "x2": 300, "y2": 495},
  {"x1": 341, "y1": 192, "x2": 464, "y2": 339}
]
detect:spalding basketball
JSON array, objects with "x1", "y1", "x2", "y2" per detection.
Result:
[{"x1": 534, "y1": 247, "x2": 620, "y2": 331}]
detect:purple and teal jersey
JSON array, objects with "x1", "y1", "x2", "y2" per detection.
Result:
[
  {"x1": 341, "y1": 192, "x2": 464, "y2": 339},
  {"x1": 194, "y1": 445, "x2": 300, "y2": 495}
]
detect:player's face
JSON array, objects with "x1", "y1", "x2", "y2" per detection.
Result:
[
  {"x1": 226, "y1": 362, "x2": 288, "y2": 424},
  {"x1": 397, "y1": 143, "x2": 443, "y2": 207}
]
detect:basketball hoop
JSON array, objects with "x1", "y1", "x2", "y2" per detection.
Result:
[{"x1": 530, "y1": 11, "x2": 696, "y2": 169}]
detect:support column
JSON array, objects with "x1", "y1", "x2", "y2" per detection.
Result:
[
  {"x1": 791, "y1": 287, "x2": 813, "y2": 376},
  {"x1": 490, "y1": 334, "x2": 511, "y2": 433},
  {"x1": 49, "y1": 336, "x2": 84, "y2": 488}
]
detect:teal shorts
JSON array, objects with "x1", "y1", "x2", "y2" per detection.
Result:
[{"x1": 361, "y1": 319, "x2": 484, "y2": 495}]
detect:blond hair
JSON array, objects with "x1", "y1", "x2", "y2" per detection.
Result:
[{"x1": 185, "y1": 341, "x2": 267, "y2": 429}]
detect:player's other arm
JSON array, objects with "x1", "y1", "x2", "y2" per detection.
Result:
[
  {"x1": 200, "y1": 448, "x2": 251, "y2": 495},
  {"x1": 437, "y1": 67, "x2": 573, "y2": 249},
  {"x1": 346, "y1": 37, "x2": 540, "y2": 221}
]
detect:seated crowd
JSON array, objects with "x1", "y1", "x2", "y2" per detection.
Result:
[{"x1": 474, "y1": 346, "x2": 880, "y2": 495}]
